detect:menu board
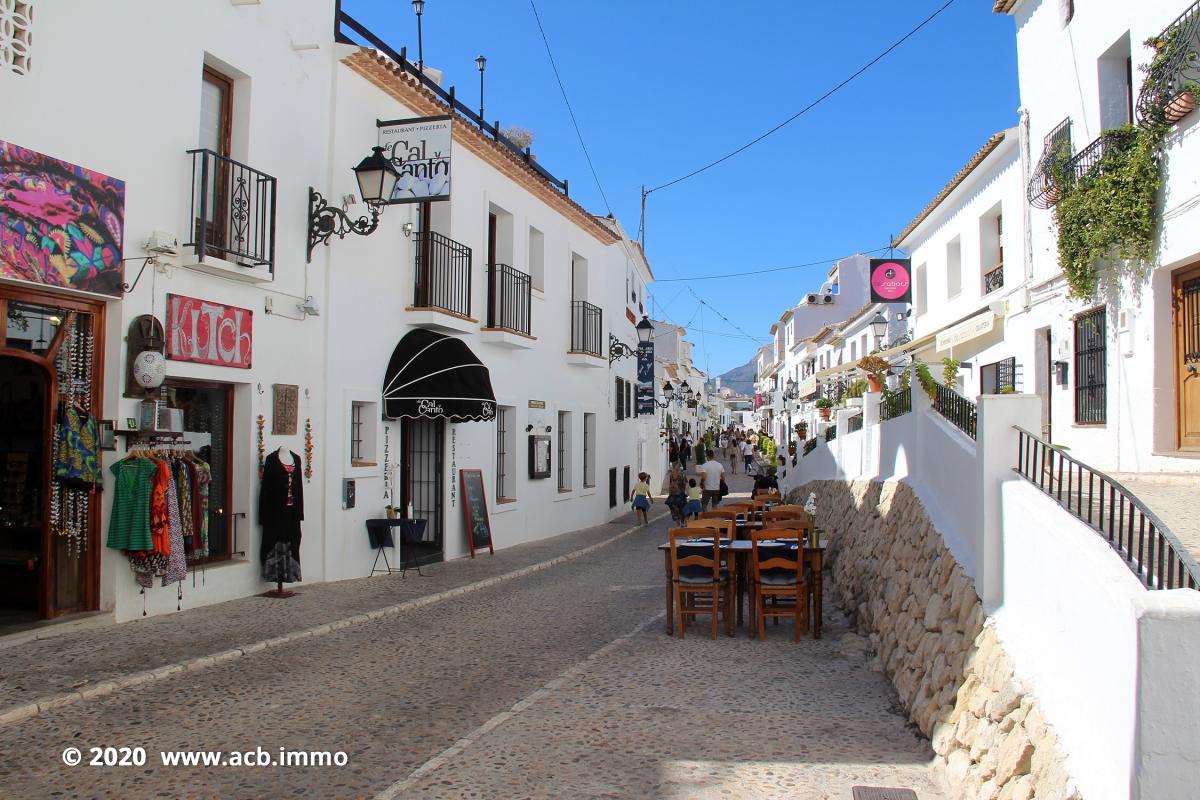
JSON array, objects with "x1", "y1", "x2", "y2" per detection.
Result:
[{"x1": 459, "y1": 469, "x2": 494, "y2": 558}]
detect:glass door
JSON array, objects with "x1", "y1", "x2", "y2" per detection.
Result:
[{"x1": 401, "y1": 417, "x2": 444, "y2": 565}]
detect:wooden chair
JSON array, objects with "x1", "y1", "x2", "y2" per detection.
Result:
[
  {"x1": 762, "y1": 518, "x2": 809, "y2": 533},
  {"x1": 749, "y1": 529, "x2": 809, "y2": 641},
  {"x1": 753, "y1": 488, "x2": 781, "y2": 499},
  {"x1": 763, "y1": 508, "x2": 811, "y2": 527},
  {"x1": 686, "y1": 518, "x2": 735, "y2": 540},
  {"x1": 698, "y1": 509, "x2": 740, "y2": 522},
  {"x1": 668, "y1": 529, "x2": 733, "y2": 639}
]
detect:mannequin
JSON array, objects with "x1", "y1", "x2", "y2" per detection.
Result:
[{"x1": 259, "y1": 447, "x2": 304, "y2": 597}]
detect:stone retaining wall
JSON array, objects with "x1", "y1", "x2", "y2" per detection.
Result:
[{"x1": 789, "y1": 480, "x2": 1079, "y2": 800}]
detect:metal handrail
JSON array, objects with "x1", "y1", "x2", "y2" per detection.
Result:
[
  {"x1": 487, "y1": 263, "x2": 531, "y2": 335},
  {"x1": 570, "y1": 300, "x2": 602, "y2": 356},
  {"x1": 1136, "y1": 0, "x2": 1200, "y2": 127},
  {"x1": 413, "y1": 230, "x2": 471, "y2": 317},
  {"x1": 1063, "y1": 129, "x2": 1135, "y2": 182},
  {"x1": 932, "y1": 383, "x2": 977, "y2": 440},
  {"x1": 335, "y1": 6, "x2": 569, "y2": 195},
  {"x1": 880, "y1": 386, "x2": 912, "y2": 421},
  {"x1": 185, "y1": 148, "x2": 276, "y2": 272},
  {"x1": 802, "y1": 437, "x2": 817, "y2": 457},
  {"x1": 1014, "y1": 427, "x2": 1200, "y2": 590},
  {"x1": 983, "y1": 263, "x2": 1004, "y2": 295}
]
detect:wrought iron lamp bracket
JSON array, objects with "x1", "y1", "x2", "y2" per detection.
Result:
[
  {"x1": 608, "y1": 333, "x2": 636, "y2": 364},
  {"x1": 307, "y1": 187, "x2": 383, "y2": 263}
]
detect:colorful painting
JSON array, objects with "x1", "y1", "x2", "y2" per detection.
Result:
[{"x1": 0, "y1": 139, "x2": 126, "y2": 297}]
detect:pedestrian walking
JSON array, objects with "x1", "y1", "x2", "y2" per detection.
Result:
[
  {"x1": 630, "y1": 472, "x2": 653, "y2": 526},
  {"x1": 684, "y1": 479, "x2": 703, "y2": 519},
  {"x1": 665, "y1": 464, "x2": 688, "y2": 524},
  {"x1": 695, "y1": 449, "x2": 726, "y2": 511},
  {"x1": 677, "y1": 435, "x2": 689, "y2": 469},
  {"x1": 740, "y1": 438, "x2": 754, "y2": 473},
  {"x1": 726, "y1": 436, "x2": 740, "y2": 472}
]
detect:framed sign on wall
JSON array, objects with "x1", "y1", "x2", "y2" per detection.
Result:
[{"x1": 528, "y1": 435, "x2": 551, "y2": 479}]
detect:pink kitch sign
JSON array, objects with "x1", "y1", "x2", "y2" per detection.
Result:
[{"x1": 166, "y1": 294, "x2": 253, "y2": 368}]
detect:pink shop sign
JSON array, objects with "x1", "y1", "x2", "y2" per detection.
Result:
[{"x1": 166, "y1": 294, "x2": 253, "y2": 368}]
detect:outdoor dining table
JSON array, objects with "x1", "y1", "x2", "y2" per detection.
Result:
[{"x1": 658, "y1": 538, "x2": 825, "y2": 639}]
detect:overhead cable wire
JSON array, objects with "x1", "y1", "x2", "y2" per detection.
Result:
[
  {"x1": 654, "y1": 246, "x2": 892, "y2": 283},
  {"x1": 687, "y1": 287, "x2": 769, "y2": 343},
  {"x1": 644, "y1": 0, "x2": 959, "y2": 195},
  {"x1": 529, "y1": 0, "x2": 613, "y2": 215}
]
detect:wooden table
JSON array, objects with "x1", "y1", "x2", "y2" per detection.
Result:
[{"x1": 659, "y1": 540, "x2": 824, "y2": 639}]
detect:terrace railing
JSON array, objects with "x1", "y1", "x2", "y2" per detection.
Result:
[
  {"x1": 802, "y1": 437, "x2": 818, "y2": 457},
  {"x1": 847, "y1": 414, "x2": 864, "y2": 434},
  {"x1": 1136, "y1": 0, "x2": 1200, "y2": 128},
  {"x1": 413, "y1": 230, "x2": 472, "y2": 318},
  {"x1": 825, "y1": 426, "x2": 837, "y2": 442},
  {"x1": 186, "y1": 149, "x2": 276, "y2": 273},
  {"x1": 983, "y1": 263, "x2": 1004, "y2": 295},
  {"x1": 933, "y1": 383, "x2": 977, "y2": 440},
  {"x1": 880, "y1": 387, "x2": 912, "y2": 422},
  {"x1": 1015, "y1": 428, "x2": 1200, "y2": 590},
  {"x1": 487, "y1": 263, "x2": 532, "y2": 336},
  {"x1": 1064, "y1": 129, "x2": 1135, "y2": 182},
  {"x1": 570, "y1": 300, "x2": 602, "y2": 356}
]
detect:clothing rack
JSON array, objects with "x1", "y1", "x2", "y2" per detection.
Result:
[{"x1": 114, "y1": 430, "x2": 189, "y2": 451}]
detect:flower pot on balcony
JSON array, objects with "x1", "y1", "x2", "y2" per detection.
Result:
[
  {"x1": 867, "y1": 374, "x2": 884, "y2": 393},
  {"x1": 818, "y1": 408, "x2": 831, "y2": 421},
  {"x1": 1165, "y1": 90, "x2": 1198, "y2": 124}
]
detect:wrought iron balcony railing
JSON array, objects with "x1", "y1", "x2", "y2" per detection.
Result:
[
  {"x1": 880, "y1": 386, "x2": 912, "y2": 421},
  {"x1": 825, "y1": 426, "x2": 837, "y2": 442},
  {"x1": 1136, "y1": 0, "x2": 1200, "y2": 128},
  {"x1": 802, "y1": 437, "x2": 818, "y2": 456},
  {"x1": 1064, "y1": 129, "x2": 1135, "y2": 182},
  {"x1": 1016, "y1": 427, "x2": 1200, "y2": 590},
  {"x1": 983, "y1": 263, "x2": 1004, "y2": 295},
  {"x1": 486, "y1": 263, "x2": 532, "y2": 336},
  {"x1": 186, "y1": 149, "x2": 276, "y2": 273},
  {"x1": 413, "y1": 230, "x2": 472, "y2": 318},
  {"x1": 570, "y1": 300, "x2": 602, "y2": 356},
  {"x1": 932, "y1": 383, "x2": 977, "y2": 440},
  {"x1": 847, "y1": 413, "x2": 864, "y2": 433},
  {"x1": 1027, "y1": 118, "x2": 1072, "y2": 209}
]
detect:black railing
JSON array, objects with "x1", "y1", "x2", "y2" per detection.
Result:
[
  {"x1": 880, "y1": 387, "x2": 912, "y2": 422},
  {"x1": 570, "y1": 300, "x2": 602, "y2": 356},
  {"x1": 1028, "y1": 118, "x2": 1072, "y2": 209},
  {"x1": 825, "y1": 426, "x2": 837, "y2": 442},
  {"x1": 983, "y1": 264, "x2": 1004, "y2": 295},
  {"x1": 932, "y1": 383, "x2": 977, "y2": 440},
  {"x1": 186, "y1": 149, "x2": 276, "y2": 273},
  {"x1": 1137, "y1": 0, "x2": 1200, "y2": 128},
  {"x1": 334, "y1": 4, "x2": 568, "y2": 196},
  {"x1": 1064, "y1": 129, "x2": 1135, "y2": 182},
  {"x1": 847, "y1": 414, "x2": 864, "y2": 434},
  {"x1": 487, "y1": 263, "x2": 531, "y2": 336},
  {"x1": 1015, "y1": 428, "x2": 1200, "y2": 590},
  {"x1": 802, "y1": 437, "x2": 818, "y2": 457},
  {"x1": 413, "y1": 230, "x2": 472, "y2": 318}
]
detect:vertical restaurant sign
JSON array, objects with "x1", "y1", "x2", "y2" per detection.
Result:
[
  {"x1": 166, "y1": 294, "x2": 253, "y2": 368},
  {"x1": 0, "y1": 139, "x2": 126, "y2": 297},
  {"x1": 635, "y1": 341, "x2": 655, "y2": 415},
  {"x1": 870, "y1": 258, "x2": 912, "y2": 303},
  {"x1": 377, "y1": 115, "x2": 452, "y2": 203}
]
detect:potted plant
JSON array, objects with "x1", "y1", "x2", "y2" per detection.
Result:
[
  {"x1": 795, "y1": 421, "x2": 808, "y2": 439},
  {"x1": 857, "y1": 355, "x2": 891, "y2": 393},
  {"x1": 815, "y1": 398, "x2": 834, "y2": 421},
  {"x1": 1167, "y1": 80, "x2": 1200, "y2": 123},
  {"x1": 1145, "y1": 33, "x2": 1200, "y2": 125}
]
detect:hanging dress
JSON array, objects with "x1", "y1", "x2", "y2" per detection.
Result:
[
  {"x1": 259, "y1": 450, "x2": 303, "y2": 583},
  {"x1": 106, "y1": 458, "x2": 156, "y2": 551}
]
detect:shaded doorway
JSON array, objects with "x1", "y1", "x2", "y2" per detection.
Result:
[{"x1": 401, "y1": 417, "x2": 444, "y2": 565}]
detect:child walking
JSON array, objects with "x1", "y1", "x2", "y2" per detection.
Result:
[
  {"x1": 631, "y1": 472, "x2": 653, "y2": 526},
  {"x1": 684, "y1": 479, "x2": 703, "y2": 520}
]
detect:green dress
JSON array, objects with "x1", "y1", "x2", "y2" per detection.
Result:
[{"x1": 106, "y1": 458, "x2": 157, "y2": 551}]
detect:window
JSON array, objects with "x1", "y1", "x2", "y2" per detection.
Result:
[
  {"x1": 980, "y1": 207, "x2": 1004, "y2": 294},
  {"x1": 582, "y1": 413, "x2": 596, "y2": 487},
  {"x1": 496, "y1": 405, "x2": 516, "y2": 500},
  {"x1": 850, "y1": 341, "x2": 857, "y2": 363},
  {"x1": 947, "y1": 237, "x2": 962, "y2": 299},
  {"x1": 200, "y1": 67, "x2": 233, "y2": 156},
  {"x1": 915, "y1": 263, "x2": 928, "y2": 316},
  {"x1": 557, "y1": 410, "x2": 572, "y2": 490},
  {"x1": 622, "y1": 466, "x2": 631, "y2": 503},
  {"x1": 349, "y1": 400, "x2": 378, "y2": 466},
  {"x1": 1098, "y1": 34, "x2": 1133, "y2": 131},
  {"x1": 608, "y1": 467, "x2": 618, "y2": 508},
  {"x1": 980, "y1": 357, "x2": 1018, "y2": 393},
  {"x1": 1074, "y1": 308, "x2": 1107, "y2": 424},
  {"x1": 615, "y1": 377, "x2": 625, "y2": 421},
  {"x1": 528, "y1": 227, "x2": 545, "y2": 291},
  {"x1": 626, "y1": 381, "x2": 633, "y2": 418}
]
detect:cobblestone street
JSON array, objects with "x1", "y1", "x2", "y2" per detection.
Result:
[{"x1": 0, "y1": 462, "x2": 944, "y2": 799}]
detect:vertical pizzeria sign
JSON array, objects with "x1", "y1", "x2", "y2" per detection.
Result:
[
  {"x1": 166, "y1": 294, "x2": 253, "y2": 368},
  {"x1": 377, "y1": 115, "x2": 452, "y2": 203}
]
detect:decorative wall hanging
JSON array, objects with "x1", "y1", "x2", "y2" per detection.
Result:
[
  {"x1": 304, "y1": 418, "x2": 313, "y2": 483},
  {"x1": 256, "y1": 414, "x2": 266, "y2": 478},
  {"x1": 124, "y1": 314, "x2": 166, "y2": 397},
  {"x1": 272, "y1": 384, "x2": 298, "y2": 435}
]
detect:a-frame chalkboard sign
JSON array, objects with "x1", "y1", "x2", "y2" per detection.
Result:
[{"x1": 459, "y1": 469, "x2": 494, "y2": 558}]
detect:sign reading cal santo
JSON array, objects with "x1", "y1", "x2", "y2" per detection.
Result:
[{"x1": 166, "y1": 294, "x2": 253, "y2": 368}]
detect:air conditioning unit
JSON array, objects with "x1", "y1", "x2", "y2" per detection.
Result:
[
  {"x1": 145, "y1": 230, "x2": 180, "y2": 256},
  {"x1": 805, "y1": 293, "x2": 819, "y2": 305},
  {"x1": 821, "y1": 294, "x2": 835, "y2": 304}
]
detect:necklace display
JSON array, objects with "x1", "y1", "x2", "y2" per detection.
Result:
[{"x1": 51, "y1": 315, "x2": 95, "y2": 559}]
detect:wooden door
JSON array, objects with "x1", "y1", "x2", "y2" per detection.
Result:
[{"x1": 1175, "y1": 264, "x2": 1200, "y2": 451}]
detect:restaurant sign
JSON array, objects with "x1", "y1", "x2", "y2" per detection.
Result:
[
  {"x1": 166, "y1": 294, "x2": 253, "y2": 368},
  {"x1": 377, "y1": 115, "x2": 452, "y2": 204},
  {"x1": 869, "y1": 259, "x2": 912, "y2": 303},
  {"x1": 936, "y1": 311, "x2": 995, "y2": 352}
]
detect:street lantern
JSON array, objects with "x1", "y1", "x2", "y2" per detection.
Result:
[
  {"x1": 307, "y1": 146, "x2": 400, "y2": 262},
  {"x1": 412, "y1": 0, "x2": 425, "y2": 72},
  {"x1": 870, "y1": 311, "x2": 889, "y2": 343},
  {"x1": 785, "y1": 376, "x2": 798, "y2": 400},
  {"x1": 680, "y1": 381, "x2": 693, "y2": 401},
  {"x1": 476, "y1": 55, "x2": 487, "y2": 120},
  {"x1": 635, "y1": 315, "x2": 654, "y2": 345},
  {"x1": 353, "y1": 146, "x2": 400, "y2": 207},
  {"x1": 662, "y1": 381, "x2": 674, "y2": 401}
]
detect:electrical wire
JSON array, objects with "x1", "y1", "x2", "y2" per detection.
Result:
[
  {"x1": 645, "y1": 0, "x2": 960, "y2": 195},
  {"x1": 687, "y1": 287, "x2": 769, "y2": 344},
  {"x1": 654, "y1": 246, "x2": 892, "y2": 283},
  {"x1": 529, "y1": 0, "x2": 613, "y2": 215}
]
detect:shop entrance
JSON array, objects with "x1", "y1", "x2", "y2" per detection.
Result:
[
  {"x1": 1174, "y1": 264, "x2": 1200, "y2": 451},
  {"x1": 0, "y1": 289, "x2": 103, "y2": 629},
  {"x1": 400, "y1": 417, "x2": 444, "y2": 565}
]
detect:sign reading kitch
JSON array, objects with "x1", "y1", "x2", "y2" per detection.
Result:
[
  {"x1": 377, "y1": 115, "x2": 452, "y2": 203},
  {"x1": 166, "y1": 294, "x2": 253, "y2": 368}
]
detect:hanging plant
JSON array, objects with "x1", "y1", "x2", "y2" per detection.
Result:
[
  {"x1": 914, "y1": 361, "x2": 938, "y2": 402},
  {"x1": 1052, "y1": 123, "x2": 1164, "y2": 298},
  {"x1": 942, "y1": 357, "x2": 960, "y2": 387}
]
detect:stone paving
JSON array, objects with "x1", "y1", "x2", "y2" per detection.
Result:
[
  {"x1": 1111, "y1": 472, "x2": 1200, "y2": 568},
  {"x1": 0, "y1": 458, "x2": 946, "y2": 799}
]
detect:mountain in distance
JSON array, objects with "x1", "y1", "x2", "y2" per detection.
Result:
[{"x1": 715, "y1": 357, "x2": 756, "y2": 396}]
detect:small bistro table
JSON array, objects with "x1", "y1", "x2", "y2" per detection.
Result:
[{"x1": 658, "y1": 539, "x2": 824, "y2": 639}]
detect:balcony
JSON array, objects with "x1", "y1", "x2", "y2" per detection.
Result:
[
  {"x1": 567, "y1": 300, "x2": 604, "y2": 367},
  {"x1": 983, "y1": 263, "x2": 1004, "y2": 295},
  {"x1": 185, "y1": 149, "x2": 276, "y2": 280},
  {"x1": 408, "y1": 231, "x2": 475, "y2": 334},
  {"x1": 482, "y1": 263, "x2": 533, "y2": 348},
  {"x1": 1027, "y1": 118, "x2": 1071, "y2": 210},
  {"x1": 1136, "y1": 0, "x2": 1200, "y2": 128},
  {"x1": 1064, "y1": 129, "x2": 1135, "y2": 182}
]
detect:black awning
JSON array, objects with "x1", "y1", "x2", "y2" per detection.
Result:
[{"x1": 382, "y1": 329, "x2": 497, "y2": 422}]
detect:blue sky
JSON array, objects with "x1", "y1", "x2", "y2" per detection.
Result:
[{"x1": 347, "y1": 0, "x2": 1020, "y2": 377}]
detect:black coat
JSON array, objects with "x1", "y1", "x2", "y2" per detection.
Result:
[{"x1": 259, "y1": 450, "x2": 304, "y2": 565}]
